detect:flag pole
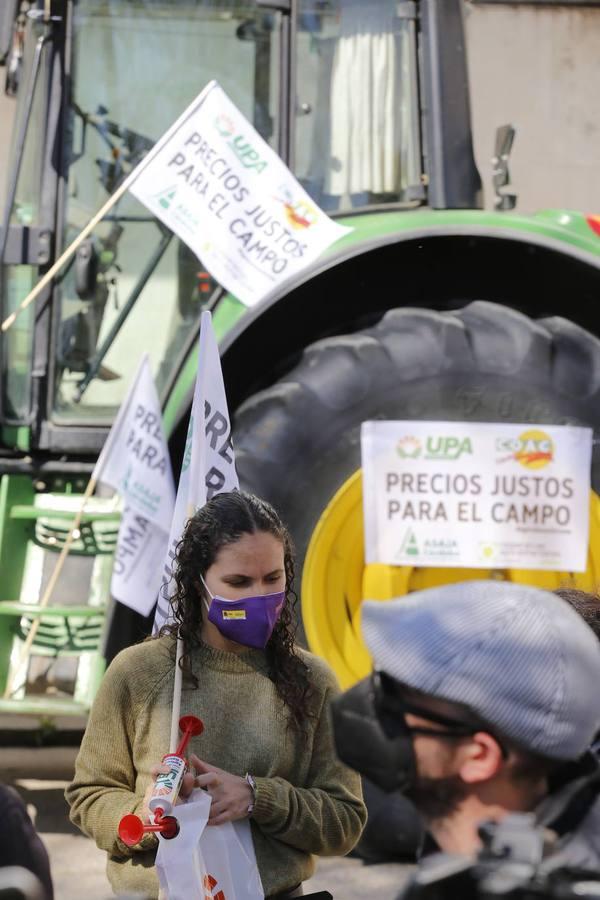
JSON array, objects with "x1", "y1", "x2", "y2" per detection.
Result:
[
  {"x1": 1, "y1": 80, "x2": 217, "y2": 334},
  {"x1": 169, "y1": 499, "x2": 197, "y2": 752},
  {"x1": 170, "y1": 636, "x2": 185, "y2": 752},
  {"x1": 1, "y1": 185, "x2": 131, "y2": 332},
  {"x1": 3, "y1": 474, "x2": 98, "y2": 698}
]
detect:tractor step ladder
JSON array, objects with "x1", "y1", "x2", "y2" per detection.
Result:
[{"x1": 0, "y1": 474, "x2": 120, "y2": 725}]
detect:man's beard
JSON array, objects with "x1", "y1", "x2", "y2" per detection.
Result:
[{"x1": 405, "y1": 774, "x2": 469, "y2": 823}]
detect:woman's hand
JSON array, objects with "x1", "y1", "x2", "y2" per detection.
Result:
[
  {"x1": 185, "y1": 753, "x2": 254, "y2": 826},
  {"x1": 141, "y1": 762, "x2": 169, "y2": 823}
]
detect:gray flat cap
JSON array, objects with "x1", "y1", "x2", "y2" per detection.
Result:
[{"x1": 361, "y1": 581, "x2": 600, "y2": 760}]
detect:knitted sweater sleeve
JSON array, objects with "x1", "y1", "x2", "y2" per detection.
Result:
[
  {"x1": 65, "y1": 648, "x2": 159, "y2": 859},
  {"x1": 251, "y1": 659, "x2": 367, "y2": 855}
]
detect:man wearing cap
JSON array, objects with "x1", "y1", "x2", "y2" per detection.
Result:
[{"x1": 331, "y1": 581, "x2": 600, "y2": 869}]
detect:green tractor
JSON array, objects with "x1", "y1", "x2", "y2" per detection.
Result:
[{"x1": 1, "y1": 0, "x2": 600, "y2": 747}]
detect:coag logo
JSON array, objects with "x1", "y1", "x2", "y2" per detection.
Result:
[
  {"x1": 397, "y1": 436, "x2": 422, "y2": 458},
  {"x1": 496, "y1": 429, "x2": 554, "y2": 469},
  {"x1": 275, "y1": 185, "x2": 318, "y2": 230},
  {"x1": 203, "y1": 874, "x2": 225, "y2": 900}
]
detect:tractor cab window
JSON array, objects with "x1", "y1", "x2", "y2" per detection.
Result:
[
  {"x1": 53, "y1": 0, "x2": 281, "y2": 423},
  {"x1": 295, "y1": 0, "x2": 423, "y2": 211}
]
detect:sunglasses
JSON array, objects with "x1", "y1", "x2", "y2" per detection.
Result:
[{"x1": 373, "y1": 671, "x2": 508, "y2": 758}]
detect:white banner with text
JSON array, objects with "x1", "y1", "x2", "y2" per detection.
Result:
[
  {"x1": 130, "y1": 81, "x2": 350, "y2": 307},
  {"x1": 361, "y1": 421, "x2": 592, "y2": 571}
]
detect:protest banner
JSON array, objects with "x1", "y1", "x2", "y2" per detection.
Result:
[
  {"x1": 151, "y1": 310, "x2": 238, "y2": 750},
  {"x1": 152, "y1": 310, "x2": 238, "y2": 635},
  {"x1": 362, "y1": 420, "x2": 592, "y2": 572},
  {"x1": 129, "y1": 81, "x2": 350, "y2": 307},
  {"x1": 92, "y1": 354, "x2": 175, "y2": 615},
  {"x1": 3, "y1": 79, "x2": 350, "y2": 332}
]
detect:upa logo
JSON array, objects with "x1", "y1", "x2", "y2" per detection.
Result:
[
  {"x1": 397, "y1": 436, "x2": 422, "y2": 458},
  {"x1": 425, "y1": 435, "x2": 473, "y2": 461},
  {"x1": 214, "y1": 113, "x2": 268, "y2": 173},
  {"x1": 496, "y1": 429, "x2": 554, "y2": 469}
]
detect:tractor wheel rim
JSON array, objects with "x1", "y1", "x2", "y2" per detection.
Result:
[{"x1": 302, "y1": 469, "x2": 600, "y2": 689}]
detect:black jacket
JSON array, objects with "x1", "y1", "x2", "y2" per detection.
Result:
[
  {"x1": 0, "y1": 785, "x2": 54, "y2": 899},
  {"x1": 536, "y1": 750, "x2": 600, "y2": 871}
]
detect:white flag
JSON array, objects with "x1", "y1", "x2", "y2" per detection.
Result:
[
  {"x1": 93, "y1": 355, "x2": 176, "y2": 616},
  {"x1": 153, "y1": 311, "x2": 238, "y2": 632},
  {"x1": 129, "y1": 81, "x2": 351, "y2": 308}
]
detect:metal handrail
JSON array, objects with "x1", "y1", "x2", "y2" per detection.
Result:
[{"x1": 0, "y1": 29, "x2": 52, "y2": 272}]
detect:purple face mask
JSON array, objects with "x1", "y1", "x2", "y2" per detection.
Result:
[{"x1": 201, "y1": 577, "x2": 285, "y2": 649}]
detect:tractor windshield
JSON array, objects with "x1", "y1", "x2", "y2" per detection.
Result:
[
  {"x1": 53, "y1": 0, "x2": 282, "y2": 423},
  {"x1": 295, "y1": 0, "x2": 423, "y2": 211},
  {"x1": 50, "y1": 0, "x2": 421, "y2": 425}
]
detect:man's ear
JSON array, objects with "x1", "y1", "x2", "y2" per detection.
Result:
[{"x1": 458, "y1": 732, "x2": 504, "y2": 784}]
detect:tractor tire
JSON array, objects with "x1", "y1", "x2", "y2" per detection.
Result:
[
  {"x1": 232, "y1": 300, "x2": 600, "y2": 859},
  {"x1": 234, "y1": 299, "x2": 600, "y2": 553}
]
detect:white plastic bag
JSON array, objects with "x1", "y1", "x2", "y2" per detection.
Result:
[{"x1": 156, "y1": 790, "x2": 264, "y2": 900}]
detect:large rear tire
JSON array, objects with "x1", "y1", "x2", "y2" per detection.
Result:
[{"x1": 234, "y1": 300, "x2": 600, "y2": 561}]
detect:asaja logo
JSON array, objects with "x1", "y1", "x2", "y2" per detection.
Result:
[
  {"x1": 214, "y1": 114, "x2": 268, "y2": 173},
  {"x1": 181, "y1": 415, "x2": 194, "y2": 472},
  {"x1": 120, "y1": 465, "x2": 132, "y2": 494},
  {"x1": 496, "y1": 429, "x2": 554, "y2": 469},
  {"x1": 397, "y1": 436, "x2": 422, "y2": 458},
  {"x1": 423, "y1": 538, "x2": 459, "y2": 559},
  {"x1": 397, "y1": 528, "x2": 419, "y2": 558},
  {"x1": 153, "y1": 185, "x2": 178, "y2": 210}
]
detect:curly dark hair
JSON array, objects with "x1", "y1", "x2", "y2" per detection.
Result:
[
  {"x1": 555, "y1": 587, "x2": 600, "y2": 641},
  {"x1": 161, "y1": 491, "x2": 314, "y2": 732}
]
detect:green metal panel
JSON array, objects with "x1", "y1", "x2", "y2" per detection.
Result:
[
  {"x1": 0, "y1": 475, "x2": 34, "y2": 695},
  {"x1": 0, "y1": 426, "x2": 31, "y2": 452},
  {"x1": 162, "y1": 206, "x2": 600, "y2": 436},
  {"x1": 0, "y1": 483, "x2": 117, "y2": 718}
]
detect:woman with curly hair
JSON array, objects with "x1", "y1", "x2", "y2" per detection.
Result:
[{"x1": 66, "y1": 491, "x2": 366, "y2": 899}]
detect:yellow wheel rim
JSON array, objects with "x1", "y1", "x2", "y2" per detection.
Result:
[{"x1": 302, "y1": 469, "x2": 600, "y2": 689}]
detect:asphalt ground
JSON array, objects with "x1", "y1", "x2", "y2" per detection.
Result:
[{"x1": 2, "y1": 747, "x2": 413, "y2": 900}]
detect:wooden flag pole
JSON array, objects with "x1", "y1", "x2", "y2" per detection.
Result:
[
  {"x1": 170, "y1": 636, "x2": 185, "y2": 753},
  {"x1": 3, "y1": 475, "x2": 98, "y2": 698},
  {"x1": 168, "y1": 501, "x2": 198, "y2": 752},
  {"x1": 1, "y1": 184, "x2": 131, "y2": 333}
]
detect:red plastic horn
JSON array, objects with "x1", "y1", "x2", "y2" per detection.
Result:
[
  {"x1": 175, "y1": 715, "x2": 203, "y2": 756},
  {"x1": 118, "y1": 813, "x2": 179, "y2": 847}
]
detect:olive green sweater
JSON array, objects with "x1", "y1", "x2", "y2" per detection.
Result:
[{"x1": 65, "y1": 636, "x2": 366, "y2": 898}]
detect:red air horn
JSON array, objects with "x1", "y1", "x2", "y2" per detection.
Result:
[{"x1": 118, "y1": 715, "x2": 204, "y2": 847}]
